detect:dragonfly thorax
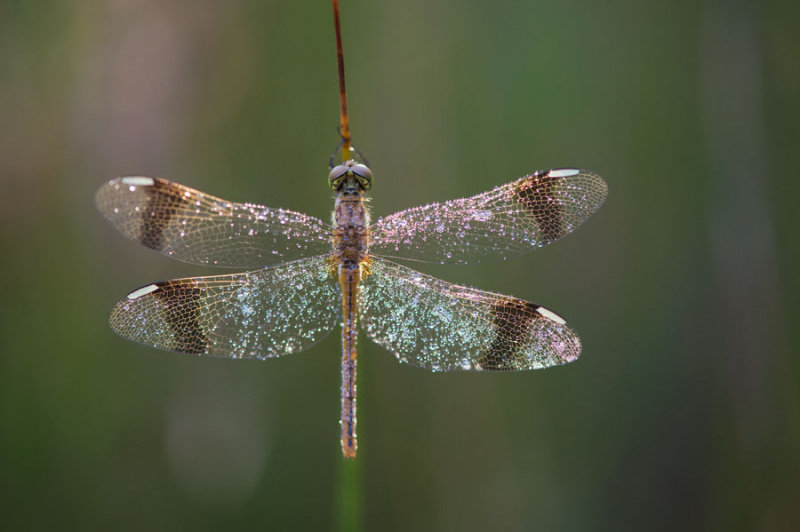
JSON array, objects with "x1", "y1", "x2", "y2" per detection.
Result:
[
  {"x1": 329, "y1": 159, "x2": 372, "y2": 194},
  {"x1": 331, "y1": 161, "x2": 371, "y2": 266}
]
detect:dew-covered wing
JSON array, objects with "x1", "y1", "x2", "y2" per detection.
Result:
[
  {"x1": 359, "y1": 258, "x2": 581, "y2": 371},
  {"x1": 369, "y1": 169, "x2": 606, "y2": 264},
  {"x1": 96, "y1": 177, "x2": 331, "y2": 268},
  {"x1": 109, "y1": 255, "x2": 339, "y2": 359}
]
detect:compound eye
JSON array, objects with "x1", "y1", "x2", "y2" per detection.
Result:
[
  {"x1": 352, "y1": 164, "x2": 372, "y2": 179},
  {"x1": 329, "y1": 164, "x2": 348, "y2": 181},
  {"x1": 329, "y1": 164, "x2": 348, "y2": 189},
  {"x1": 352, "y1": 164, "x2": 372, "y2": 190}
]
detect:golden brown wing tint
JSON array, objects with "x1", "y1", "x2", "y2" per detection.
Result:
[
  {"x1": 96, "y1": 177, "x2": 331, "y2": 268},
  {"x1": 109, "y1": 255, "x2": 339, "y2": 359},
  {"x1": 369, "y1": 169, "x2": 606, "y2": 264},
  {"x1": 358, "y1": 258, "x2": 581, "y2": 371}
]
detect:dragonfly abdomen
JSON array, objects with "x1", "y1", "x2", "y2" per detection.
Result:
[{"x1": 338, "y1": 261, "x2": 361, "y2": 458}]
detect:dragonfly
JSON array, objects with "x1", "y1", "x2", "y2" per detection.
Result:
[{"x1": 96, "y1": 162, "x2": 607, "y2": 458}]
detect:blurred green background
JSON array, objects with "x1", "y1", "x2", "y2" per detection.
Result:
[{"x1": 2, "y1": 0, "x2": 798, "y2": 530}]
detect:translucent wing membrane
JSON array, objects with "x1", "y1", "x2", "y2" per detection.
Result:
[
  {"x1": 369, "y1": 168, "x2": 607, "y2": 264},
  {"x1": 96, "y1": 177, "x2": 331, "y2": 268},
  {"x1": 110, "y1": 255, "x2": 339, "y2": 359},
  {"x1": 359, "y1": 258, "x2": 581, "y2": 371}
]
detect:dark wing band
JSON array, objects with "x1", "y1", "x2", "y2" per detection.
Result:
[
  {"x1": 96, "y1": 177, "x2": 331, "y2": 268},
  {"x1": 369, "y1": 169, "x2": 606, "y2": 264},
  {"x1": 359, "y1": 258, "x2": 581, "y2": 371},
  {"x1": 109, "y1": 255, "x2": 339, "y2": 359}
]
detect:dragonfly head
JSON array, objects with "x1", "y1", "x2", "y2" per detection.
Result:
[{"x1": 329, "y1": 160, "x2": 372, "y2": 193}]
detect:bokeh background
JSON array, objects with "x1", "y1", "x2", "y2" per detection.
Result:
[{"x1": 2, "y1": 0, "x2": 798, "y2": 530}]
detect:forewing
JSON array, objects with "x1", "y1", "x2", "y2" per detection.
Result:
[
  {"x1": 109, "y1": 255, "x2": 339, "y2": 359},
  {"x1": 359, "y1": 258, "x2": 581, "y2": 371},
  {"x1": 369, "y1": 169, "x2": 606, "y2": 264},
  {"x1": 96, "y1": 177, "x2": 331, "y2": 268}
]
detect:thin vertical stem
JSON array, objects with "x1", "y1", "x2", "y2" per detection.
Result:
[
  {"x1": 332, "y1": 0, "x2": 352, "y2": 162},
  {"x1": 336, "y1": 456, "x2": 363, "y2": 531}
]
